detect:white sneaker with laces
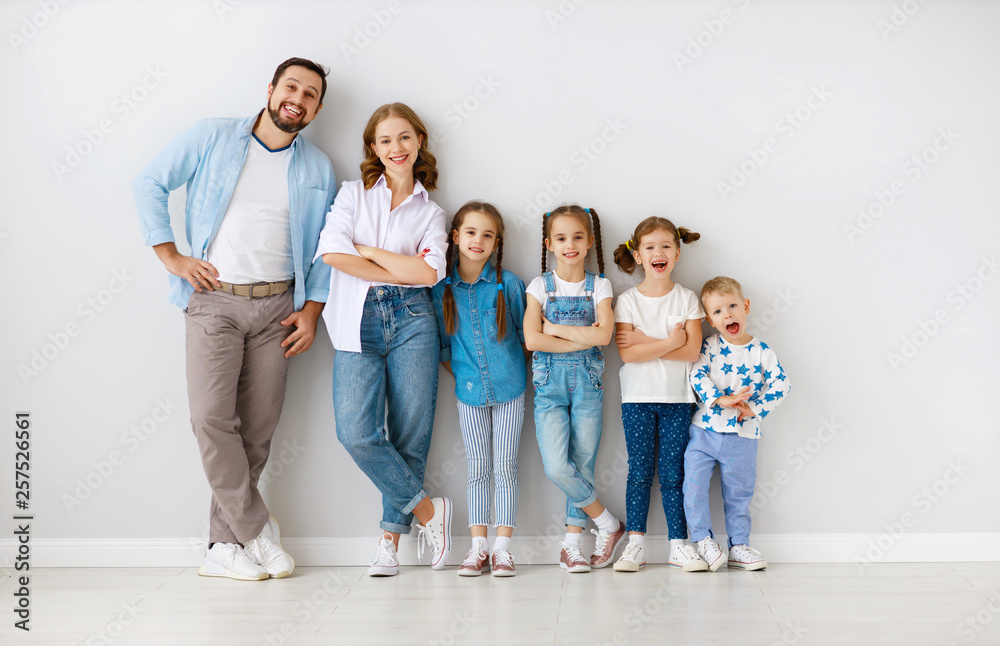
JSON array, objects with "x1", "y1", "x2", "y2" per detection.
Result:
[
  {"x1": 696, "y1": 536, "x2": 725, "y2": 572},
  {"x1": 415, "y1": 497, "x2": 453, "y2": 570},
  {"x1": 243, "y1": 517, "x2": 294, "y2": 578},
  {"x1": 669, "y1": 542, "x2": 709, "y2": 572},
  {"x1": 198, "y1": 543, "x2": 267, "y2": 581},
  {"x1": 728, "y1": 544, "x2": 767, "y2": 571},
  {"x1": 613, "y1": 538, "x2": 646, "y2": 572},
  {"x1": 368, "y1": 533, "x2": 399, "y2": 577}
]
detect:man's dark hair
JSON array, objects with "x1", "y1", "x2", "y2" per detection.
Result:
[{"x1": 271, "y1": 57, "x2": 329, "y2": 104}]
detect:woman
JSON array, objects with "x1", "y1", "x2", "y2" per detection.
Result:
[{"x1": 317, "y1": 103, "x2": 451, "y2": 576}]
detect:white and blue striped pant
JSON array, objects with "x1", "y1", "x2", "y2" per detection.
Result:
[{"x1": 456, "y1": 393, "x2": 525, "y2": 528}]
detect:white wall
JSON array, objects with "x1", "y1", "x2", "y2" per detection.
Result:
[{"x1": 2, "y1": 0, "x2": 998, "y2": 565}]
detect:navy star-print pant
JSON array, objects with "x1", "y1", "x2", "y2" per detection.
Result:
[{"x1": 620, "y1": 402, "x2": 693, "y2": 538}]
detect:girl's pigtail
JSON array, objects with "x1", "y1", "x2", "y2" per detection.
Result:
[
  {"x1": 589, "y1": 208, "x2": 606, "y2": 276},
  {"x1": 677, "y1": 226, "x2": 701, "y2": 244},
  {"x1": 612, "y1": 239, "x2": 637, "y2": 275},
  {"x1": 442, "y1": 240, "x2": 457, "y2": 335},
  {"x1": 540, "y1": 212, "x2": 549, "y2": 274},
  {"x1": 494, "y1": 237, "x2": 508, "y2": 340}
]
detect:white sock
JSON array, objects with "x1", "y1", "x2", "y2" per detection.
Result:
[
  {"x1": 630, "y1": 534, "x2": 646, "y2": 548},
  {"x1": 594, "y1": 509, "x2": 620, "y2": 534},
  {"x1": 564, "y1": 532, "x2": 581, "y2": 547},
  {"x1": 472, "y1": 536, "x2": 488, "y2": 552},
  {"x1": 670, "y1": 539, "x2": 687, "y2": 552},
  {"x1": 493, "y1": 536, "x2": 511, "y2": 552}
]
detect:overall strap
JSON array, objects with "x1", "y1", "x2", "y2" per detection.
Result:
[
  {"x1": 542, "y1": 271, "x2": 556, "y2": 297},
  {"x1": 583, "y1": 271, "x2": 594, "y2": 297}
]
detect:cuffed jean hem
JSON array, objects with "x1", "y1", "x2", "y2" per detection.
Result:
[
  {"x1": 380, "y1": 521, "x2": 416, "y2": 535},
  {"x1": 566, "y1": 516, "x2": 588, "y2": 529},
  {"x1": 401, "y1": 489, "x2": 427, "y2": 516},
  {"x1": 571, "y1": 491, "x2": 598, "y2": 510}
]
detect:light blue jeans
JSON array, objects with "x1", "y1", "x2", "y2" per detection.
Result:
[
  {"x1": 682, "y1": 424, "x2": 758, "y2": 548},
  {"x1": 333, "y1": 286, "x2": 440, "y2": 535},
  {"x1": 533, "y1": 353, "x2": 604, "y2": 528}
]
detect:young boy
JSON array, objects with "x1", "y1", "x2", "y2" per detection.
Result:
[{"x1": 683, "y1": 276, "x2": 789, "y2": 571}]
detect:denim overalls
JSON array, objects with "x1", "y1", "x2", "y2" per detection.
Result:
[{"x1": 532, "y1": 271, "x2": 605, "y2": 528}]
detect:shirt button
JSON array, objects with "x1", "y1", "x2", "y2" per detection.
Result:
[{"x1": 377, "y1": 289, "x2": 384, "y2": 296}]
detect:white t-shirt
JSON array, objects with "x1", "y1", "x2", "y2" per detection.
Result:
[
  {"x1": 206, "y1": 136, "x2": 293, "y2": 284},
  {"x1": 525, "y1": 272, "x2": 613, "y2": 312},
  {"x1": 614, "y1": 283, "x2": 705, "y2": 403}
]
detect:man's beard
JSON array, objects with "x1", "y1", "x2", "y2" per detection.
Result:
[{"x1": 268, "y1": 101, "x2": 306, "y2": 134}]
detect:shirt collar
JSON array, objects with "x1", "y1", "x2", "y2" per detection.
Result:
[
  {"x1": 374, "y1": 174, "x2": 430, "y2": 202},
  {"x1": 451, "y1": 261, "x2": 496, "y2": 286},
  {"x1": 242, "y1": 110, "x2": 300, "y2": 148}
]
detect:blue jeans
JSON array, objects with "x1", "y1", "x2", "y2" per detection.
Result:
[
  {"x1": 533, "y1": 353, "x2": 604, "y2": 528},
  {"x1": 621, "y1": 402, "x2": 692, "y2": 538},
  {"x1": 332, "y1": 286, "x2": 440, "y2": 535},
  {"x1": 682, "y1": 424, "x2": 758, "y2": 548}
]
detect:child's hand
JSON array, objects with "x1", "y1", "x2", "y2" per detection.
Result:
[
  {"x1": 715, "y1": 386, "x2": 752, "y2": 409},
  {"x1": 615, "y1": 328, "x2": 651, "y2": 348},
  {"x1": 542, "y1": 316, "x2": 557, "y2": 336},
  {"x1": 734, "y1": 402, "x2": 757, "y2": 422},
  {"x1": 666, "y1": 322, "x2": 686, "y2": 346}
]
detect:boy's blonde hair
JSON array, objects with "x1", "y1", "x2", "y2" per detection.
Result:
[{"x1": 700, "y1": 276, "x2": 745, "y2": 301}]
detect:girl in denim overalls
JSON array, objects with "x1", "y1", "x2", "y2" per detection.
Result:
[
  {"x1": 523, "y1": 205, "x2": 625, "y2": 572},
  {"x1": 432, "y1": 201, "x2": 527, "y2": 577}
]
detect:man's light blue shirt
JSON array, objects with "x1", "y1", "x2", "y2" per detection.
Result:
[{"x1": 133, "y1": 112, "x2": 336, "y2": 310}]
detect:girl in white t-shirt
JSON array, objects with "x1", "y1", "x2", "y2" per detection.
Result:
[
  {"x1": 523, "y1": 205, "x2": 624, "y2": 572},
  {"x1": 610, "y1": 217, "x2": 708, "y2": 573}
]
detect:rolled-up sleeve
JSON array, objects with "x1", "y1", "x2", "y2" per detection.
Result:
[
  {"x1": 315, "y1": 182, "x2": 360, "y2": 259},
  {"x1": 416, "y1": 204, "x2": 448, "y2": 284}
]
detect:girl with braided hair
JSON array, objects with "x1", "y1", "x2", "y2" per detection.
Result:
[
  {"x1": 523, "y1": 205, "x2": 624, "y2": 573},
  {"x1": 431, "y1": 201, "x2": 528, "y2": 577}
]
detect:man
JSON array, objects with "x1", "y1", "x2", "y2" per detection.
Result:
[{"x1": 134, "y1": 57, "x2": 336, "y2": 581}]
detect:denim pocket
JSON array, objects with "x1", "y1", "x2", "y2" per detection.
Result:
[
  {"x1": 586, "y1": 356, "x2": 605, "y2": 391},
  {"x1": 402, "y1": 289, "x2": 433, "y2": 318},
  {"x1": 484, "y1": 307, "x2": 498, "y2": 342},
  {"x1": 531, "y1": 362, "x2": 549, "y2": 391}
]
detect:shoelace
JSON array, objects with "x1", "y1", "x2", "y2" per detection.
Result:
[
  {"x1": 620, "y1": 541, "x2": 642, "y2": 562},
  {"x1": 674, "y1": 543, "x2": 699, "y2": 561},
  {"x1": 731, "y1": 545, "x2": 761, "y2": 561},
  {"x1": 492, "y1": 549, "x2": 514, "y2": 568},
  {"x1": 699, "y1": 538, "x2": 721, "y2": 558},
  {"x1": 371, "y1": 538, "x2": 396, "y2": 566},
  {"x1": 590, "y1": 528, "x2": 610, "y2": 554},
  {"x1": 415, "y1": 524, "x2": 440, "y2": 562},
  {"x1": 561, "y1": 543, "x2": 587, "y2": 564},
  {"x1": 461, "y1": 548, "x2": 487, "y2": 567}
]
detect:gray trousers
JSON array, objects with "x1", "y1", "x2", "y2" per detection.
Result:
[{"x1": 184, "y1": 289, "x2": 293, "y2": 544}]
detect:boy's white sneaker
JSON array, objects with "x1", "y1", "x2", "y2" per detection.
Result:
[
  {"x1": 243, "y1": 517, "x2": 294, "y2": 578},
  {"x1": 198, "y1": 543, "x2": 267, "y2": 581},
  {"x1": 612, "y1": 538, "x2": 646, "y2": 572},
  {"x1": 728, "y1": 544, "x2": 767, "y2": 571},
  {"x1": 696, "y1": 537, "x2": 725, "y2": 572},
  {"x1": 416, "y1": 497, "x2": 453, "y2": 570},
  {"x1": 669, "y1": 542, "x2": 709, "y2": 572},
  {"x1": 368, "y1": 534, "x2": 400, "y2": 577}
]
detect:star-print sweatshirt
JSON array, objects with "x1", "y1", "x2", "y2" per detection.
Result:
[{"x1": 689, "y1": 333, "x2": 789, "y2": 439}]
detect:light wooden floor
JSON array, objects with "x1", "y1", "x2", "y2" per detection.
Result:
[{"x1": 3, "y1": 563, "x2": 999, "y2": 645}]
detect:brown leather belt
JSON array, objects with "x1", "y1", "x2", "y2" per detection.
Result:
[{"x1": 217, "y1": 280, "x2": 292, "y2": 298}]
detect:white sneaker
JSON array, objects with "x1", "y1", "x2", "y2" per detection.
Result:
[
  {"x1": 198, "y1": 543, "x2": 267, "y2": 581},
  {"x1": 612, "y1": 538, "x2": 646, "y2": 572},
  {"x1": 244, "y1": 517, "x2": 295, "y2": 578},
  {"x1": 728, "y1": 544, "x2": 767, "y2": 571},
  {"x1": 416, "y1": 497, "x2": 453, "y2": 570},
  {"x1": 669, "y1": 542, "x2": 709, "y2": 572},
  {"x1": 696, "y1": 536, "x2": 725, "y2": 572},
  {"x1": 368, "y1": 533, "x2": 399, "y2": 577}
]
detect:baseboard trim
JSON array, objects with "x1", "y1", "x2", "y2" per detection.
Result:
[{"x1": 2, "y1": 533, "x2": 998, "y2": 568}]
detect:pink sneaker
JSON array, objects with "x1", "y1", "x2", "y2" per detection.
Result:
[
  {"x1": 457, "y1": 546, "x2": 489, "y2": 577},
  {"x1": 590, "y1": 523, "x2": 626, "y2": 568}
]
